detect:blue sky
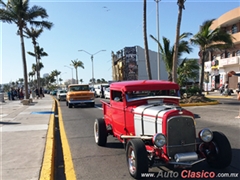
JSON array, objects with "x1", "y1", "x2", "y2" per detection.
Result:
[{"x1": 1, "y1": 0, "x2": 240, "y2": 84}]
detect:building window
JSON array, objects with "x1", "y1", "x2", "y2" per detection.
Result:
[
  {"x1": 232, "y1": 24, "x2": 238, "y2": 34},
  {"x1": 237, "y1": 50, "x2": 240, "y2": 56}
]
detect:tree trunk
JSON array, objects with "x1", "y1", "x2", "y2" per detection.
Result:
[
  {"x1": 76, "y1": 68, "x2": 78, "y2": 84},
  {"x1": 199, "y1": 51, "x2": 205, "y2": 95},
  {"x1": 143, "y1": 0, "x2": 152, "y2": 80},
  {"x1": 19, "y1": 28, "x2": 29, "y2": 99},
  {"x1": 33, "y1": 43, "x2": 40, "y2": 95},
  {"x1": 172, "y1": 2, "x2": 183, "y2": 83}
]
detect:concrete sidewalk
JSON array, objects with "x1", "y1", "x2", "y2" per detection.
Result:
[
  {"x1": 205, "y1": 90, "x2": 239, "y2": 99},
  {"x1": 0, "y1": 95, "x2": 54, "y2": 180}
]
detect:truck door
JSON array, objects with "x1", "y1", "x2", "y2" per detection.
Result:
[{"x1": 111, "y1": 90, "x2": 125, "y2": 138}]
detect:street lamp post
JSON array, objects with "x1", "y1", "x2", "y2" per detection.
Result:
[
  {"x1": 78, "y1": 49, "x2": 106, "y2": 87},
  {"x1": 64, "y1": 65, "x2": 74, "y2": 84},
  {"x1": 155, "y1": 0, "x2": 161, "y2": 80}
]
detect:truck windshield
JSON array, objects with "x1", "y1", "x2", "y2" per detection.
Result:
[
  {"x1": 126, "y1": 89, "x2": 180, "y2": 101},
  {"x1": 69, "y1": 85, "x2": 89, "y2": 91}
]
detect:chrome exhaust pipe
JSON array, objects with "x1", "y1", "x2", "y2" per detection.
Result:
[{"x1": 174, "y1": 152, "x2": 198, "y2": 162}]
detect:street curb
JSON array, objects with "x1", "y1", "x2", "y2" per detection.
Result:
[
  {"x1": 205, "y1": 95, "x2": 235, "y2": 99},
  {"x1": 180, "y1": 101, "x2": 220, "y2": 107},
  {"x1": 56, "y1": 100, "x2": 77, "y2": 180},
  {"x1": 39, "y1": 98, "x2": 56, "y2": 180}
]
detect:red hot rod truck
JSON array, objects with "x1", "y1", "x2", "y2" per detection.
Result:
[{"x1": 93, "y1": 80, "x2": 232, "y2": 179}]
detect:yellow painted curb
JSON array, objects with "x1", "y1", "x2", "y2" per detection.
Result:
[
  {"x1": 39, "y1": 99, "x2": 55, "y2": 180},
  {"x1": 56, "y1": 100, "x2": 77, "y2": 180},
  {"x1": 180, "y1": 101, "x2": 220, "y2": 107}
]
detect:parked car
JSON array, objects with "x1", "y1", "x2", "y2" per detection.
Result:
[
  {"x1": 56, "y1": 90, "x2": 67, "y2": 101},
  {"x1": 94, "y1": 83, "x2": 109, "y2": 98},
  {"x1": 50, "y1": 90, "x2": 57, "y2": 95},
  {"x1": 104, "y1": 87, "x2": 110, "y2": 99},
  {"x1": 66, "y1": 84, "x2": 95, "y2": 108},
  {"x1": 94, "y1": 80, "x2": 232, "y2": 179}
]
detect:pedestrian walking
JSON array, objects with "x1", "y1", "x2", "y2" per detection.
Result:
[
  {"x1": 7, "y1": 90, "x2": 11, "y2": 100},
  {"x1": 35, "y1": 88, "x2": 40, "y2": 99},
  {"x1": 223, "y1": 81, "x2": 229, "y2": 96},
  {"x1": 39, "y1": 87, "x2": 43, "y2": 99}
]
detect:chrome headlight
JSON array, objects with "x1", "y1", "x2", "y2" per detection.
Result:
[
  {"x1": 199, "y1": 128, "x2": 213, "y2": 142},
  {"x1": 152, "y1": 133, "x2": 166, "y2": 148}
]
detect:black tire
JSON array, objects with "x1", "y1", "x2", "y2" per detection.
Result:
[
  {"x1": 66, "y1": 101, "x2": 68, "y2": 106},
  {"x1": 68, "y1": 103, "x2": 73, "y2": 108},
  {"x1": 126, "y1": 139, "x2": 148, "y2": 179},
  {"x1": 91, "y1": 102, "x2": 95, "y2": 107},
  {"x1": 207, "y1": 131, "x2": 232, "y2": 169},
  {"x1": 94, "y1": 118, "x2": 107, "y2": 146}
]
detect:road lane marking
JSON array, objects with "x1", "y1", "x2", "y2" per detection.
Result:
[{"x1": 57, "y1": 100, "x2": 77, "y2": 180}]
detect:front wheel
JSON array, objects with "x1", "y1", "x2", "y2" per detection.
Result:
[
  {"x1": 94, "y1": 118, "x2": 107, "y2": 146},
  {"x1": 126, "y1": 139, "x2": 148, "y2": 179},
  {"x1": 206, "y1": 131, "x2": 232, "y2": 169}
]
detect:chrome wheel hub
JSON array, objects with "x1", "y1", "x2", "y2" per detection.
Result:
[{"x1": 128, "y1": 148, "x2": 136, "y2": 175}]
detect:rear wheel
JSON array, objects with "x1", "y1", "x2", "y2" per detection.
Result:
[
  {"x1": 206, "y1": 131, "x2": 232, "y2": 169},
  {"x1": 94, "y1": 118, "x2": 107, "y2": 146},
  {"x1": 126, "y1": 139, "x2": 148, "y2": 179}
]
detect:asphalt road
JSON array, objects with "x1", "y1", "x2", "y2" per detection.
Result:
[{"x1": 59, "y1": 98, "x2": 240, "y2": 180}]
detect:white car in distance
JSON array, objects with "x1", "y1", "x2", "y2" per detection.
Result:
[
  {"x1": 57, "y1": 90, "x2": 67, "y2": 101},
  {"x1": 104, "y1": 88, "x2": 110, "y2": 99}
]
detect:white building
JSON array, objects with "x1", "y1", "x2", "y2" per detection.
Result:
[{"x1": 112, "y1": 46, "x2": 168, "y2": 81}]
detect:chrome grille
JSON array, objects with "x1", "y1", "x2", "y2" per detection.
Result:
[{"x1": 167, "y1": 116, "x2": 196, "y2": 158}]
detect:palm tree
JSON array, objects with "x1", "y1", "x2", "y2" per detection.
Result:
[
  {"x1": 70, "y1": 59, "x2": 84, "y2": 84},
  {"x1": 24, "y1": 26, "x2": 53, "y2": 88},
  {"x1": 172, "y1": 0, "x2": 186, "y2": 83},
  {"x1": 90, "y1": 78, "x2": 96, "y2": 84},
  {"x1": 28, "y1": 71, "x2": 35, "y2": 82},
  {"x1": 45, "y1": 74, "x2": 56, "y2": 87},
  {"x1": 18, "y1": 78, "x2": 24, "y2": 86},
  {"x1": 59, "y1": 78, "x2": 63, "y2": 85},
  {"x1": 28, "y1": 45, "x2": 48, "y2": 86},
  {"x1": 101, "y1": 78, "x2": 107, "y2": 83},
  {"x1": 190, "y1": 19, "x2": 234, "y2": 95},
  {"x1": 0, "y1": 0, "x2": 52, "y2": 99},
  {"x1": 51, "y1": 70, "x2": 61, "y2": 85},
  {"x1": 177, "y1": 58, "x2": 200, "y2": 87},
  {"x1": 150, "y1": 32, "x2": 192, "y2": 81},
  {"x1": 11, "y1": 81, "x2": 15, "y2": 87},
  {"x1": 143, "y1": 0, "x2": 152, "y2": 80},
  {"x1": 97, "y1": 79, "x2": 101, "y2": 84},
  {"x1": 32, "y1": 62, "x2": 44, "y2": 82}
]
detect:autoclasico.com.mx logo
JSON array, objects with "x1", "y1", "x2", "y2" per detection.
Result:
[{"x1": 141, "y1": 170, "x2": 239, "y2": 179}]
